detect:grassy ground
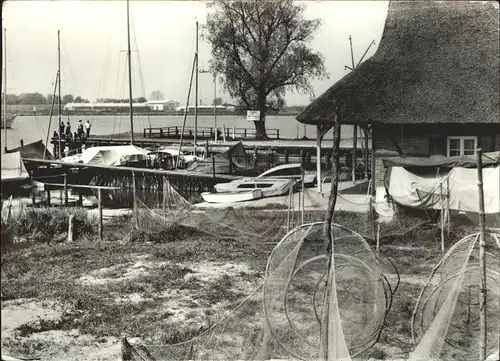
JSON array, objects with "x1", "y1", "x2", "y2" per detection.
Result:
[{"x1": 1, "y1": 209, "x2": 480, "y2": 361}]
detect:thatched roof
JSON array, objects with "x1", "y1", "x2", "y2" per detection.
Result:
[{"x1": 297, "y1": 1, "x2": 500, "y2": 125}]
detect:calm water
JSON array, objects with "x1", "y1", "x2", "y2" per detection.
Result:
[{"x1": 2, "y1": 114, "x2": 354, "y2": 149}]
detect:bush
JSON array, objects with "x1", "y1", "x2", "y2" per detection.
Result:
[
  {"x1": 129, "y1": 224, "x2": 204, "y2": 243},
  {"x1": 8, "y1": 208, "x2": 97, "y2": 242}
]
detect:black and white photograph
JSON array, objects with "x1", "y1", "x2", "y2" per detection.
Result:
[{"x1": 1, "y1": 1, "x2": 499, "y2": 360}]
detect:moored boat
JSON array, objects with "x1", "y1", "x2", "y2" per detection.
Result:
[
  {"x1": 201, "y1": 189, "x2": 262, "y2": 204},
  {"x1": 1, "y1": 114, "x2": 16, "y2": 129},
  {"x1": 214, "y1": 178, "x2": 294, "y2": 198}
]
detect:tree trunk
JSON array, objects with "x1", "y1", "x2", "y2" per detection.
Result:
[
  {"x1": 323, "y1": 120, "x2": 341, "y2": 254},
  {"x1": 255, "y1": 89, "x2": 268, "y2": 140},
  {"x1": 253, "y1": 120, "x2": 267, "y2": 140}
]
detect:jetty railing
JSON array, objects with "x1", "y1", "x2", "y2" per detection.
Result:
[{"x1": 143, "y1": 126, "x2": 280, "y2": 140}]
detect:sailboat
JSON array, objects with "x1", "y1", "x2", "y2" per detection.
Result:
[
  {"x1": 2, "y1": 28, "x2": 16, "y2": 131},
  {"x1": 60, "y1": 0, "x2": 150, "y2": 168}
]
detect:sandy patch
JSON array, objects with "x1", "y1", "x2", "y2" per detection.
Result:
[
  {"x1": 1, "y1": 299, "x2": 63, "y2": 338},
  {"x1": 1, "y1": 299, "x2": 120, "y2": 361},
  {"x1": 114, "y1": 292, "x2": 152, "y2": 304},
  {"x1": 78, "y1": 254, "x2": 169, "y2": 286},
  {"x1": 2, "y1": 330, "x2": 121, "y2": 361}
]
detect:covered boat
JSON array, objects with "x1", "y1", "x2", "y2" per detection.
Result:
[
  {"x1": 62, "y1": 145, "x2": 150, "y2": 167},
  {"x1": 1, "y1": 151, "x2": 30, "y2": 191},
  {"x1": 187, "y1": 141, "x2": 256, "y2": 175}
]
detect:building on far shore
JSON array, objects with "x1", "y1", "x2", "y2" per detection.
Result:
[
  {"x1": 64, "y1": 100, "x2": 183, "y2": 113},
  {"x1": 147, "y1": 100, "x2": 180, "y2": 111},
  {"x1": 64, "y1": 102, "x2": 152, "y2": 113},
  {"x1": 175, "y1": 105, "x2": 236, "y2": 114}
]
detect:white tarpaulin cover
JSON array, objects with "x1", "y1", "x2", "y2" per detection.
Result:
[
  {"x1": 386, "y1": 165, "x2": 500, "y2": 214},
  {"x1": 63, "y1": 145, "x2": 149, "y2": 166},
  {"x1": 1, "y1": 151, "x2": 29, "y2": 181}
]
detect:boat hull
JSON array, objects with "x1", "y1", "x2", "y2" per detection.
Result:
[
  {"x1": 1, "y1": 114, "x2": 17, "y2": 129},
  {"x1": 201, "y1": 189, "x2": 262, "y2": 204},
  {"x1": 214, "y1": 178, "x2": 294, "y2": 198}
]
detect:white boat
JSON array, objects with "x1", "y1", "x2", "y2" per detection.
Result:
[
  {"x1": 256, "y1": 163, "x2": 316, "y2": 186},
  {"x1": 214, "y1": 178, "x2": 294, "y2": 198},
  {"x1": 201, "y1": 189, "x2": 262, "y2": 204}
]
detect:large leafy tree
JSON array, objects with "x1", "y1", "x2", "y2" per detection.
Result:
[{"x1": 205, "y1": 0, "x2": 328, "y2": 139}]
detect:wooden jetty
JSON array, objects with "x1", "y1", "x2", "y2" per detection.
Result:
[{"x1": 142, "y1": 125, "x2": 280, "y2": 140}]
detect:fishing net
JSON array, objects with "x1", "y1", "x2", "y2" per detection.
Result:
[
  {"x1": 411, "y1": 232, "x2": 500, "y2": 361},
  {"x1": 122, "y1": 222, "x2": 394, "y2": 361},
  {"x1": 133, "y1": 179, "x2": 293, "y2": 243}
]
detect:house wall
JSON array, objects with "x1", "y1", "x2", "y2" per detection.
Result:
[{"x1": 372, "y1": 123, "x2": 500, "y2": 189}]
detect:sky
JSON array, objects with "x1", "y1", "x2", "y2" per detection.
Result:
[{"x1": 2, "y1": 0, "x2": 389, "y2": 106}]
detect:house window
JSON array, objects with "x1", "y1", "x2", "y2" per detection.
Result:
[{"x1": 446, "y1": 136, "x2": 477, "y2": 157}]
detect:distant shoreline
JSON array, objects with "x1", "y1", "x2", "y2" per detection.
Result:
[{"x1": 6, "y1": 105, "x2": 302, "y2": 117}]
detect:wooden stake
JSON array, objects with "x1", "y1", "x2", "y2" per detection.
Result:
[
  {"x1": 212, "y1": 157, "x2": 216, "y2": 178},
  {"x1": 476, "y1": 148, "x2": 487, "y2": 361},
  {"x1": 163, "y1": 177, "x2": 167, "y2": 214},
  {"x1": 68, "y1": 214, "x2": 74, "y2": 242},
  {"x1": 98, "y1": 188, "x2": 103, "y2": 241},
  {"x1": 132, "y1": 171, "x2": 138, "y2": 229},
  {"x1": 7, "y1": 195, "x2": 13, "y2": 222}
]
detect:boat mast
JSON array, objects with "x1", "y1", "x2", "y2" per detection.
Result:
[
  {"x1": 194, "y1": 21, "x2": 198, "y2": 155},
  {"x1": 3, "y1": 28, "x2": 8, "y2": 152},
  {"x1": 126, "y1": 0, "x2": 134, "y2": 145},
  {"x1": 58, "y1": 30, "x2": 62, "y2": 159}
]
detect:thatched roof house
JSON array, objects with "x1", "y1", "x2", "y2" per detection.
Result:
[
  {"x1": 297, "y1": 1, "x2": 499, "y2": 126},
  {"x1": 297, "y1": 1, "x2": 500, "y2": 194}
]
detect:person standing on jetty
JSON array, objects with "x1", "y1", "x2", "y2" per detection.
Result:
[
  {"x1": 59, "y1": 121, "x2": 65, "y2": 137},
  {"x1": 65, "y1": 121, "x2": 71, "y2": 137},
  {"x1": 77, "y1": 120, "x2": 84, "y2": 137},
  {"x1": 85, "y1": 120, "x2": 92, "y2": 138}
]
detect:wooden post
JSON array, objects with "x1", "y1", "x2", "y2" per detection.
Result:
[
  {"x1": 364, "y1": 129, "x2": 369, "y2": 179},
  {"x1": 316, "y1": 126, "x2": 322, "y2": 193},
  {"x1": 446, "y1": 176, "x2": 451, "y2": 237},
  {"x1": 476, "y1": 148, "x2": 487, "y2": 361},
  {"x1": 287, "y1": 179, "x2": 292, "y2": 231},
  {"x1": 440, "y1": 181, "x2": 445, "y2": 252},
  {"x1": 163, "y1": 178, "x2": 167, "y2": 214},
  {"x1": 301, "y1": 159, "x2": 305, "y2": 224},
  {"x1": 132, "y1": 171, "x2": 138, "y2": 229},
  {"x1": 79, "y1": 193, "x2": 83, "y2": 206},
  {"x1": 296, "y1": 125, "x2": 299, "y2": 139},
  {"x1": 212, "y1": 157, "x2": 216, "y2": 178},
  {"x1": 20, "y1": 139, "x2": 24, "y2": 147},
  {"x1": 47, "y1": 188, "x2": 51, "y2": 206},
  {"x1": 352, "y1": 125, "x2": 357, "y2": 184},
  {"x1": 68, "y1": 214, "x2": 74, "y2": 242},
  {"x1": 98, "y1": 188, "x2": 103, "y2": 241},
  {"x1": 232, "y1": 125, "x2": 236, "y2": 139},
  {"x1": 222, "y1": 125, "x2": 226, "y2": 142},
  {"x1": 6, "y1": 195, "x2": 13, "y2": 222},
  {"x1": 63, "y1": 172, "x2": 68, "y2": 206},
  {"x1": 284, "y1": 150, "x2": 289, "y2": 164}
]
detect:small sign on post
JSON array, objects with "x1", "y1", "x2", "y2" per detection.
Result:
[{"x1": 246, "y1": 110, "x2": 260, "y2": 122}]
